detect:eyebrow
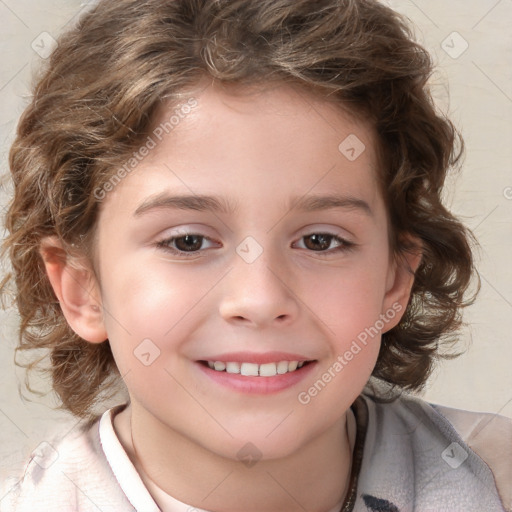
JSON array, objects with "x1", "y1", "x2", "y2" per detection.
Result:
[
  {"x1": 133, "y1": 193, "x2": 372, "y2": 217},
  {"x1": 288, "y1": 194, "x2": 373, "y2": 216},
  {"x1": 134, "y1": 193, "x2": 237, "y2": 216}
]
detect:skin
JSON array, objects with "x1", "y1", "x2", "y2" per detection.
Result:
[{"x1": 41, "y1": 82, "x2": 420, "y2": 512}]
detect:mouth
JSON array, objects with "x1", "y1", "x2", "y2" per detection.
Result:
[
  {"x1": 196, "y1": 353, "x2": 317, "y2": 394},
  {"x1": 199, "y1": 360, "x2": 314, "y2": 377}
]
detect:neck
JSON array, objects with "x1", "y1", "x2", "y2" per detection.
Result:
[{"x1": 115, "y1": 403, "x2": 352, "y2": 512}]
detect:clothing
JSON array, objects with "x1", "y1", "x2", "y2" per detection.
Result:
[{"x1": 1, "y1": 392, "x2": 510, "y2": 512}]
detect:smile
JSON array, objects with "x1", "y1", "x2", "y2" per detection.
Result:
[
  {"x1": 197, "y1": 352, "x2": 317, "y2": 394},
  {"x1": 205, "y1": 360, "x2": 310, "y2": 377}
]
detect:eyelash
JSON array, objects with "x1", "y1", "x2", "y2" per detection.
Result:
[{"x1": 155, "y1": 232, "x2": 355, "y2": 258}]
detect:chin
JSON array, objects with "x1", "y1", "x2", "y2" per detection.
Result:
[{"x1": 198, "y1": 420, "x2": 317, "y2": 464}]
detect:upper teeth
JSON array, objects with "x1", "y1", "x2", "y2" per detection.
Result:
[{"x1": 207, "y1": 360, "x2": 305, "y2": 377}]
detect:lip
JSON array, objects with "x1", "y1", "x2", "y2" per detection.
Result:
[{"x1": 195, "y1": 352, "x2": 317, "y2": 394}]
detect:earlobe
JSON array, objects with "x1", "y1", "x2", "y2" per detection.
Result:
[
  {"x1": 39, "y1": 236, "x2": 107, "y2": 344},
  {"x1": 382, "y1": 240, "x2": 423, "y2": 332}
]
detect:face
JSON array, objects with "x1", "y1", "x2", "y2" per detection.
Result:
[{"x1": 91, "y1": 83, "x2": 405, "y2": 460}]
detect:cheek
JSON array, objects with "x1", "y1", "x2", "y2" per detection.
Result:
[
  {"x1": 305, "y1": 259, "x2": 390, "y2": 343},
  {"x1": 99, "y1": 260, "x2": 220, "y2": 366},
  {"x1": 295, "y1": 267, "x2": 387, "y2": 423}
]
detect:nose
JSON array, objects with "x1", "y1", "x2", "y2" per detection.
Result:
[{"x1": 218, "y1": 246, "x2": 300, "y2": 328}]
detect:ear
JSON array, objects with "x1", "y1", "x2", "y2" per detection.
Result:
[
  {"x1": 39, "y1": 236, "x2": 107, "y2": 343},
  {"x1": 381, "y1": 237, "x2": 423, "y2": 332}
]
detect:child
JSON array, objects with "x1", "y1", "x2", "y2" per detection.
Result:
[{"x1": 1, "y1": 0, "x2": 511, "y2": 510}]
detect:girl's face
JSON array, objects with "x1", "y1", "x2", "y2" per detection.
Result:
[{"x1": 92, "y1": 83, "x2": 412, "y2": 460}]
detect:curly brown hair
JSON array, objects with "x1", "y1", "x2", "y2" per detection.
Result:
[{"x1": 2, "y1": 0, "x2": 477, "y2": 418}]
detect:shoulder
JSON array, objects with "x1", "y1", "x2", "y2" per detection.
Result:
[
  {"x1": 1, "y1": 409, "x2": 134, "y2": 512},
  {"x1": 356, "y1": 391, "x2": 511, "y2": 511},
  {"x1": 433, "y1": 401, "x2": 512, "y2": 511}
]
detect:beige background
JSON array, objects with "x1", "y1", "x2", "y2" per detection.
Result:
[{"x1": 1, "y1": 0, "x2": 511, "y2": 485}]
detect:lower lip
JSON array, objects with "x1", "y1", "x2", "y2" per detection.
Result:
[{"x1": 196, "y1": 361, "x2": 317, "y2": 394}]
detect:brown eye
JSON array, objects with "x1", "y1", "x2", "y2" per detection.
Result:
[
  {"x1": 173, "y1": 235, "x2": 204, "y2": 252},
  {"x1": 155, "y1": 233, "x2": 218, "y2": 258},
  {"x1": 293, "y1": 232, "x2": 355, "y2": 256},
  {"x1": 303, "y1": 234, "x2": 336, "y2": 251}
]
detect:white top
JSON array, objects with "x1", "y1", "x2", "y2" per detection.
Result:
[
  {"x1": 2, "y1": 392, "x2": 510, "y2": 511},
  {"x1": 97, "y1": 407, "x2": 161, "y2": 511}
]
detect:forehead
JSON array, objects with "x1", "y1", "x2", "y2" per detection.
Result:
[
  {"x1": 150, "y1": 82, "x2": 375, "y2": 162},
  {"x1": 102, "y1": 82, "x2": 383, "y2": 219}
]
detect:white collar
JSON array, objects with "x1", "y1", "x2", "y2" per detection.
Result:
[
  {"x1": 99, "y1": 405, "x2": 354, "y2": 512},
  {"x1": 99, "y1": 406, "x2": 162, "y2": 511}
]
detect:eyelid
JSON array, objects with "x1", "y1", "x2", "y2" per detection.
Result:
[{"x1": 295, "y1": 224, "x2": 356, "y2": 244}]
